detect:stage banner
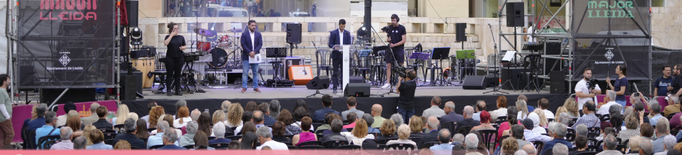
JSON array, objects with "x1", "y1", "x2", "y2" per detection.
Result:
[
  {"x1": 571, "y1": 0, "x2": 651, "y2": 81},
  {"x1": 16, "y1": 0, "x2": 116, "y2": 88},
  {"x1": 10, "y1": 100, "x2": 118, "y2": 143}
]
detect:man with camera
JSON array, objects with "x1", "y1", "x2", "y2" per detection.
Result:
[
  {"x1": 396, "y1": 69, "x2": 417, "y2": 123},
  {"x1": 381, "y1": 14, "x2": 407, "y2": 89},
  {"x1": 575, "y1": 68, "x2": 602, "y2": 109}
]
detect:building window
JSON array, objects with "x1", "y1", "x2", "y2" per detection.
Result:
[{"x1": 652, "y1": 0, "x2": 665, "y2": 7}]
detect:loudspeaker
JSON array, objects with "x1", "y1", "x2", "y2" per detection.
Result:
[
  {"x1": 286, "y1": 23, "x2": 302, "y2": 44},
  {"x1": 350, "y1": 76, "x2": 364, "y2": 83},
  {"x1": 550, "y1": 71, "x2": 565, "y2": 94},
  {"x1": 462, "y1": 76, "x2": 487, "y2": 89},
  {"x1": 506, "y1": 2, "x2": 524, "y2": 27},
  {"x1": 344, "y1": 83, "x2": 371, "y2": 97},
  {"x1": 19, "y1": 66, "x2": 35, "y2": 86},
  {"x1": 120, "y1": 74, "x2": 137, "y2": 100},
  {"x1": 456, "y1": 23, "x2": 467, "y2": 42},
  {"x1": 288, "y1": 65, "x2": 313, "y2": 85},
  {"x1": 306, "y1": 76, "x2": 330, "y2": 89},
  {"x1": 126, "y1": 0, "x2": 138, "y2": 27},
  {"x1": 40, "y1": 89, "x2": 96, "y2": 103}
]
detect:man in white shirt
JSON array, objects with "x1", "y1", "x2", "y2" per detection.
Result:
[
  {"x1": 538, "y1": 98, "x2": 555, "y2": 119},
  {"x1": 422, "y1": 96, "x2": 445, "y2": 118},
  {"x1": 575, "y1": 68, "x2": 602, "y2": 109},
  {"x1": 597, "y1": 90, "x2": 619, "y2": 115},
  {"x1": 256, "y1": 126, "x2": 288, "y2": 150}
]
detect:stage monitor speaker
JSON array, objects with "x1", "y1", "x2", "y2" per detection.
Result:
[
  {"x1": 125, "y1": 0, "x2": 138, "y2": 27},
  {"x1": 286, "y1": 23, "x2": 302, "y2": 44},
  {"x1": 345, "y1": 83, "x2": 370, "y2": 97},
  {"x1": 288, "y1": 65, "x2": 313, "y2": 85},
  {"x1": 550, "y1": 71, "x2": 565, "y2": 94},
  {"x1": 40, "y1": 89, "x2": 96, "y2": 104},
  {"x1": 456, "y1": 23, "x2": 467, "y2": 42},
  {"x1": 350, "y1": 76, "x2": 364, "y2": 83},
  {"x1": 306, "y1": 76, "x2": 330, "y2": 89},
  {"x1": 506, "y1": 2, "x2": 524, "y2": 27},
  {"x1": 462, "y1": 76, "x2": 486, "y2": 89}
]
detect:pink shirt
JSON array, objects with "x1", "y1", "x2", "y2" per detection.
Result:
[{"x1": 343, "y1": 122, "x2": 356, "y2": 129}]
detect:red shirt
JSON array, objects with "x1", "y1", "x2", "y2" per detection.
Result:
[{"x1": 343, "y1": 122, "x2": 356, "y2": 129}]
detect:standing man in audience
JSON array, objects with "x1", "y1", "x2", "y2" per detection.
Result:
[
  {"x1": 381, "y1": 14, "x2": 407, "y2": 89},
  {"x1": 0, "y1": 74, "x2": 12, "y2": 149},
  {"x1": 341, "y1": 97, "x2": 365, "y2": 121},
  {"x1": 572, "y1": 102, "x2": 600, "y2": 129},
  {"x1": 575, "y1": 68, "x2": 602, "y2": 109},
  {"x1": 50, "y1": 127, "x2": 73, "y2": 150},
  {"x1": 441, "y1": 101, "x2": 464, "y2": 124},
  {"x1": 669, "y1": 64, "x2": 682, "y2": 97},
  {"x1": 538, "y1": 98, "x2": 555, "y2": 119},
  {"x1": 456, "y1": 106, "x2": 480, "y2": 128},
  {"x1": 473, "y1": 100, "x2": 486, "y2": 121},
  {"x1": 35, "y1": 111, "x2": 59, "y2": 146},
  {"x1": 113, "y1": 118, "x2": 145, "y2": 149},
  {"x1": 82, "y1": 103, "x2": 100, "y2": 126},
  {"x1": 328, "y1": 19, "x2": 351, "y2": 94},
  {"x1": 654, "y1": 66, "x2": 673, "y2": 97},
  {"x1": 597, "y1": 90, "x2": 619, "y2": 115},
  {"x1": 313, "y1": 94, "x2": 340, "y2": 121},
  {"x1": 92, "y1": 106, "x2": 113, "y2": 131},
  {"x1": 422, "y1": 96, "x2": 445, "y2": 118},
  {"x1": 540, "y1": 123, "x2": 572, "y2": 155},
  {"x1": 396, "y1": 69, "x2": 417, "y2": 123},
  {"x1": 370, "y1": 104, "x2": 386, "y2": 128},
  {"x1": 259, "y1": 103, "x2": 275, "y2": 126},
  {"x1": 240, "y1": 20, "x2": 263, "y2": 93},
  {"x1": 256, "y1": 126, "x2": 288, "y2": 150}
]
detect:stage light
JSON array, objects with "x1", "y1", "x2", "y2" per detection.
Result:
[{"x1": 130, "y1": 26, "x2": 143, "y2": 45}]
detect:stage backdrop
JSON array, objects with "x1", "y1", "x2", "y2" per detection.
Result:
[
  {"x1": 16, "y1": 0, "x2": 116, "y2": 88},
  {"x1": 10, "y1": 100, "x2": 117, "y2": 143}
]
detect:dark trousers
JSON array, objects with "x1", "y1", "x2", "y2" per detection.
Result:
[
  {"x1": 165, "y1": 56, "x2": 185, "y2": 91},
  {"x1": 331, "y1": 54, "x2": 342, "y2": 90}
]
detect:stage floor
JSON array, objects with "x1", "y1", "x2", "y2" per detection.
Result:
[{"x1": 141, "y1": 85, "x2": 553, "y2": 100}]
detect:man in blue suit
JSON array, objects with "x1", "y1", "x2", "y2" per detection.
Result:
[
  {"x1": 240, "y1": 20, "x2": 263, "y2": 93},
  {"x1": 328, "y1": 19, "x2": 352, "y2": 94}
]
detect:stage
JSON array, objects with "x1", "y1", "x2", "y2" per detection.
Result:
[{"x1": 123, "y1": 85, "x2": 569, "y2": 119}]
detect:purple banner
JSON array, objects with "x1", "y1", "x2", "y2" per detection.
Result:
[{"x1": 10, "y1": 100, "x2": 117, "y2": 142}]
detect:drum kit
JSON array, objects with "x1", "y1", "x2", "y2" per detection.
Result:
[{"x1": 191, "y1": 28, "x2": 242, "y2": 70}]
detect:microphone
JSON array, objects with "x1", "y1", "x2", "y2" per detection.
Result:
[{"x1": 488, "y1": 23, "x2": 492, "y2": 27}]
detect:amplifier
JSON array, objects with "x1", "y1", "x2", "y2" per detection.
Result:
[
  {"x1": 288, "y1": 65, "x2": 313, "y2": 85},
  {"x1": 284, "y1": 56, "x2": 305, "y2": 80}
]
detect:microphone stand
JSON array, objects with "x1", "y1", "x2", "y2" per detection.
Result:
[
  {"x1": 483, "y1": 23, "x2": 509, "y2": 95},
  {"x1": 370, "y1": 26, "x2": 400, "y2": 97}
]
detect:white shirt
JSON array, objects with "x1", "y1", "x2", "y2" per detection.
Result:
[
  {"x1": 257, "y1": 140, "x2": 289, "y2": 150},
  {"x1": 250, "y1": 30, "x2": 255, "y2": 51},
  {"x1": 597, "y1": 101, "x2": 619, "y2": 115},
  {"x1": 527, "y1": 26, "x2": 535, "y2": 43},
  {"x1": 543, "y1": 109, "x2": 555, "y2": 119},
  {"x1": 575, "y1": 79, "x2": 601, "y2": 109},
  {"x1": 173, "y1": 117, "x2": 192, "y2": 128},
  {"x1": 491, "y1": 108, "x2": 508, "y2": 120},
  {"x1": 341, "y1": 132, "x2": 375, "y2": 146},
  {"x1": 339, "y1": 29, "x2": 344, "y2": 46}
]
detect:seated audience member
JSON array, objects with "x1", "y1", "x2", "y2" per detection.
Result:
[
  {"x1": 538, "y1": 98, "x2": 555, "y2": 119},
  {"x1": 422, "y1": 96, "x2": 445, "y2": 118},
  {"x1": 315, "y1": 112, "x2": 339, "y2": 132},
  {"x1": 313, "y1": 94, "x2": 340, "y2": 121},
  {"x1": 320, "y1": 119, "x2": 348, "y2": 143},
  {"x1": 471, "y1": 111, "x2": 495, "y2": 131},
  {"x1": 430, "y1": 129, "x2": 453, "y2": 155},
  {"x1": 596, "y1": 134, "x2": 622, "y2": 155},
  {"x1": 92, "y1": 106, "x2": 113, "y2": 131},
  {"x1": 342, "y1": 97, "x2": 366, "y2": 121},
  {"x1": 269, "y1": 100, "x2": 282, "y2": 121},
  {"x1": 552, "y1": 143, "x2": 569, "y2": 155},
  {"x1": 653, "y1": 118, "x2": 672, "y2": 153},
  {"x1": 227, "y1": 141, "x2": 241, "y2": 150},
  {"x1": 596, "y1": 122, "x2": 613, "y2": 141},
  {"x1": 441, "y1": 101, "x2": 464, "y2": 124},
  {"x1": 197, "y1": 112, "x2": 213, "y2": 137},
  {"x1": 527, "y1": 113, "x2": 547, "y2": 134},
  {"x1": 270, "y1": 121, "x2": 290, "y2": 144},
  {"x1": 73, "y1": 136, "x2": 87, "y2": 150},
  {"x1": 569, "y1": 135, "x2": 589, "y2": 155},
  {"x1": 234, "y1": 111, "x2": 252, "y2": 135},
  {"x1": 277, "y1": 109, "x2": 301, "y2": 135},
  {"x1": 258, "y1": 102, "x2": 276, "y2": 126},
  {"x1": 540, "y1": 123, "x2": 572, "y2": 155},
  {"x1": 491, "y1": 96, "x2": 509, "y2": 120},
  {"x1": 457, "y1": 106, "x2": 482, "y2": 128},
  {"x1": 86, "y1": 130, "x2": 113, "y2": 150},
  {"x1": 522, "y1": 118, "x2": 551, "y2": 142},
  {"x1": 27, "y1": 104, "x2": 48, "y2": 133},
  {"x1": 654, "y1": 135, "x2": 677, "y2": 155},
  {"x1": 252, "y1": 110, "x2": 272, "y2": 133},
  {"x1": 256, "y1": 126, "x2": 288, "y2": 150},
  {"x1": 572, "y1": 102, "x2": 600, "y2": 129},
  {"x1": 56, "y1": 102, "x2": 76, "y2": 127},
  {"x1": 498, "y1": 106, "x2": 519, "y2": 142},
  {"x1": 516, "y1": 100, "x2": 530, "y2": 120},
  {"x1": 209, "y1": 122, "x2": 232, "y2": 145},
  {"x1": 82, "y1": 125, "x2": 97, "y2": 146},
  {"x1": 640, "y1": 137, "x2": 654, "y2": 155},
  {"x1": 407, "y1": 116, "x2": 425, "y2": 145},
  {"x1": 112, "y1": 104, "x2": 130, "y2": 126},
  {"x1": 147, "y1": 121, "x2": 177, "y2": 148},
  {"x1": 244, "y1": 101, "x2": 258, "y2": 112},
  {"x1": 292, "y1": 107, "x2": 314, "y2": 132},
  {"x1": 35, "y1": 111, "x2": 59, "y2": 145},
  {"x1": 343, "y1": 112, "x2": 358, "y2": 129},
  {"x1": 66, "y1": 112, "x2": 82, "y2": 137},
  {"x1": 140, "y1": 102, "x2": 157, "y2": 123},
  {"x1": 240, "y1": 131, "x2": 258, "y2": 149},
  {"x1": 391, "y1": 113, "x2": 405, "y2": 127},
  {"x1": 292, "y1": 116, "x2": 316, "y2": 146},
  {"x1": 386, "y1": 124, "x2": 418, "y2": 148},
  {"x1": 50, "y1": 127, "x2": 74, "y2": 150},
  {"x1": 649, "y1": 101, "x2": 664, "y2": 125},
  {"x1": 473, "y1": 100, "x2": 487, "y2": 121},
  {"x1": 465, "y1": 133, "x2": 480, "y2": 153},
  {"x1": 563, "y1": 98, "x2": 580, "y2": 118},
  {"x1": 663, "y1": 96, "x2": 681, "y2": 118},
  {"x1": 618, "y1": 114, "x2": 641, "y2": 140},
  {"x1": 376, "y1": 118, "x2": 398, "y2": 142},
  {"x1": 226, "y1": 103, "x2": 244, "y2": 128},
  {"x1": 363, "y1": 114, "x2": 380, "y2": 134},
  {"x1": 521, "y1": 144, "x2": 536, "y2": 155},
  {"x1": 178, "y1": 121, "x2": 198, "y2": 147},
  {"x1": 422, "y1": 116, "x2": 440, "y2": 143},
  {"x1": 147, "y1": 106, "x2": 165, "y2": 129},
  {"x1": 81, "y1": 103, "x2": 100, "y2": 127},
  {"x1": 451, "y1": 133, "x2": 465, "y2": 145},
  {"x1": 510, "y1": 124, "x2": 532, "y2": 148},
  {"x1": 113, "y1": 140, "x2": 131, "y2": 150},
  {"x1": 371, "y1": 104, "x2": 387, "y2": 128},
  {"x1": 135, "y1": 119, "x2": 150, "y2": 139},
  {"x1": 502, "y1": 137, "x2": 518, "y2": 155},
  {"x1": 173, "y1": 106, "x2": 191, "y2": 128},
  {"x1": 193, "y1": 130, "x2": 214, "y2": 150},
  {"x1": 155, "y1": 128, "x2": 185, "y2": 150},
  {"x1": 343, "y1": 119, "x2": 374, "y2": 146},
  {"x1": 113, "y1": 118, "x2": 146, "y2": 149}
]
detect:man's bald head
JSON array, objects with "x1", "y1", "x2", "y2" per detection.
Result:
[
  {"x1": 522, "y1": 144, "x2": 536, "y2": 155},
  {"x1": 518, "y1": 95, "x2": 528, "y2": 101},
  {"x1": 428, "y1": 116, "x2": 439, "y2": 130},
  {"x1": 190, "y1": 109, "x2": 201, "y2": 121},
  {"x1": 476, "y1": 100, "x2": 487, "y2": 112},
  {"x1": 253, "y1": 110, "x2": 264, "y2": 124},
  {"x1": 372, "y1": 104, "x2": 383, "y2": 116}
]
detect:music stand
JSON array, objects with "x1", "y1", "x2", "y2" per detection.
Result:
[
  {"x1": 429, "y1": 47, "x2": 450, "y2": 86},
  {"x1": 266, "y1": 47, "x2": 287, "y2": 88}
]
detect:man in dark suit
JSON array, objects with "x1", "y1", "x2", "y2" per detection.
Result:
[
  {"x1": 92, "y1": 106, "x2": 113, "y2": 131},
  {"x1": 440, "y1": 101, "x2": 464, "y2": 123},
  {"x1": 240, "y1": 20, "x2": 263, "y2": 93},
  {"x1": 455, "y1": 106, "x2": 480, "y2": 129},
  {"x1": 113, "y1": 118, "x2": 146, "y2": 149},
  {"x1": 421, "y1": 116, "x2": 440, "y2": 145},
  {"x1": 328, "y1": 19, "x2": 352, "y2": 93},
  {"x1": 313, "y1": 94, "x2": 340, "y2": 121}
]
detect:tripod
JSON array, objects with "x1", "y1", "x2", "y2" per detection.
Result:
[{"x1": 483, "y1": 23, "x2": 509, "y2": 95}]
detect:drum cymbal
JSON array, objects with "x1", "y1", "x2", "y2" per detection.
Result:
[{"x1": 193, "y1": 28, "x2": 215, "y2": 37}]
